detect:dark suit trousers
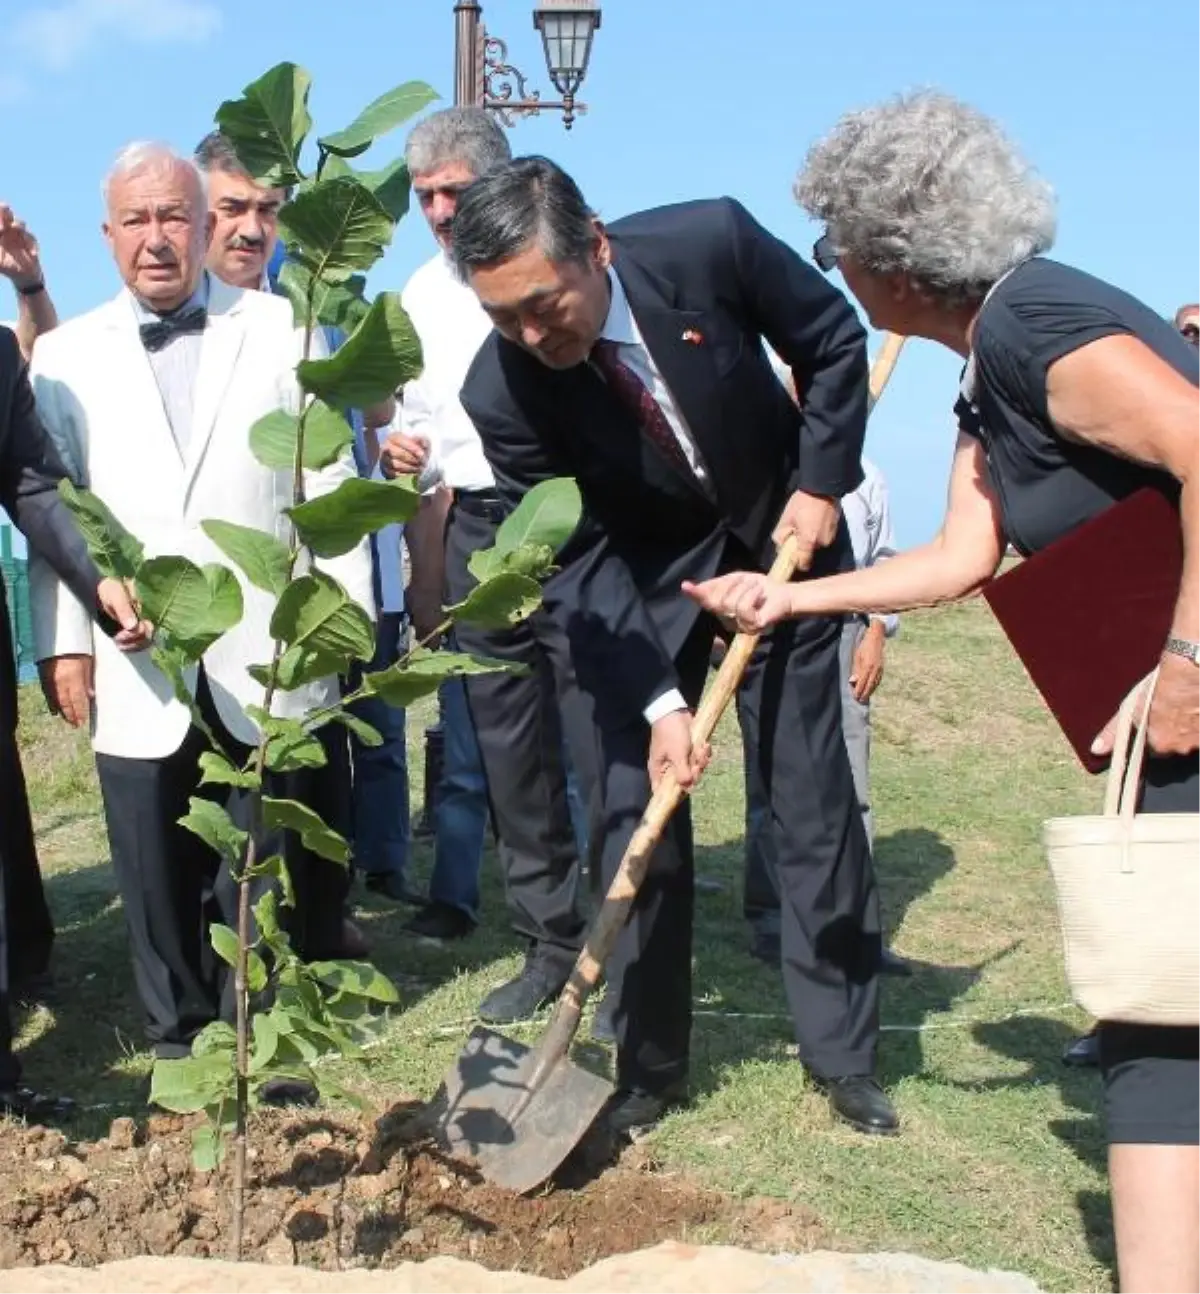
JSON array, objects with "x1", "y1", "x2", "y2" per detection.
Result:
[
  {"x1": 444, "y1": 499, "x2": 590, "y2": 973},
  {"x1": 737, "y1": 610, "x2": 881, "y2": 1077},
  {"x1": 95, "y1": 675, "x2": 312, "y2": 1058}
]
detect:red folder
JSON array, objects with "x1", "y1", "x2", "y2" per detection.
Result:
[{"x1": 982, "y1": 487, "x2": 1182, "y2": 773}]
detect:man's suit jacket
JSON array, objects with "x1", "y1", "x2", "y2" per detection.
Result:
[
  {"x1": 28, "y1": 278, "x2": 375, "y2": 759},
  {"x1": 0, "y1": 326, "x2": 102, "y2": 738},
  {"x1": 459, "y1": 197, "x2": 869, "y2": 727}
]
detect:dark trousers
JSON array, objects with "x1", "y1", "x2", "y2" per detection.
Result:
[
  {"x1": 444, "y1": 499, "x2": 591, "y2": 973},
  {"x1": 0, "y1": 728, "x2": 54, "y2": 1088},
  {"x1": 584, "y1": 601, "x2": 881, "y2": 1089},
  {"x1": 346, "y1": 610, "x2": 411, "y2": 882},
  {"x1": 95, "y1": 676, "x2": 342, "y2": 1057}
]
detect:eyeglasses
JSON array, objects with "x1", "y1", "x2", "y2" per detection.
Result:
[{"x1": 813, "y1": 233, "x2": 839, "y2": 273}]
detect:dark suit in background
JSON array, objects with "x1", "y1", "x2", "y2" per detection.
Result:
[
  {"x1": 0, "y1": 327, "x2": 105, "y2": 1089},
  {"x1": 461, "y1": 198, "x2": 882, "y2": 1093}
]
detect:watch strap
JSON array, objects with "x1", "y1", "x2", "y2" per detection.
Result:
[{"x1": 1164, "y1": 635, "x2": 1200, "y2": 665}]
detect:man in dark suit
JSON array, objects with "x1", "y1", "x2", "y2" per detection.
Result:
[
  {"x1": 452, "y1": 157, "x2": 898, "y2": 1137},
  {"x1": 0, "y1": 325, "x2": 148, "y2": 1116}
]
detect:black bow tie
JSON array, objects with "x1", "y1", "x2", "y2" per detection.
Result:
[{"x1": 139, "y1": 305, "x2": 207, "y2": 353}]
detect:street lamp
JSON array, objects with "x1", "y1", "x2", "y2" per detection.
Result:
[{"x1": 454, "y1": 0, "x2": 602, "y2": 129}]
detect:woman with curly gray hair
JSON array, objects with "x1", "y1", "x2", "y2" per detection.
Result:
[{"x1": 687, "y1": 91, "x2": 1198, "y2": 1292}]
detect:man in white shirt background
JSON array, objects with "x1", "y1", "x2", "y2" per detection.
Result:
[
  {"x1": 30, "y1": 142, "x2": 373, "y2": 1066},
  {"x1": 382, "y1": 108, "x2": 591, "y2": 1022},
  {"x1": 741, "y1": 456, "x2": 909, "y2": 974}
]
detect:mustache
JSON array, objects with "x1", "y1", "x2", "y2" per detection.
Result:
[
  {"x1": 228, "y1": 234, "x2": 265, "y2": 251},
  {"x1": 435, "y1": 219, "x2": 454, "y2": 237}
]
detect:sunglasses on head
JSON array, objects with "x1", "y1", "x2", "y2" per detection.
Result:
[{"x1": 812, "y1": 233, "x2": 839, "y2": 273}]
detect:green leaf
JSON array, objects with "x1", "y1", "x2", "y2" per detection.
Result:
[
  {"x1": 328, "y1": 711, "x2": 382, "y2": 748},
  {"x1": 268, "y1": 572, "x2": 375, "y2": 687},
  {"x1": 263, "y1": 719, "x2": 329, "y2": 772},
  {"x1": 136, "y1": 557, "x2": 244, "y2": 657},
  {"x1": 279, "y1": 177, "x2": 393, "y2": 283},
  {"x1": 308, "y1": 959, "x2": 400, "y2": 1004},
  {"x1": 150, "y1": 1053, "x2": 234, "y2": 1115},
  {"x1": 202, "y1": 519, "x2": 291, "y2": 597},
  {"x1": 214, "y1": 61, "x2": 312, "y2": 188},
  {"x1": 181, "y1": 799, "x2": 248, "y2": 863},
  {"x1": 297, "y1": 292, "x2": 422, "y2": 409},
  {"x1": 262, "y1": 796, "x2": 350, "y2": 865},
  {"x1": 191, "y1": 1124, "x2": 226, "y2": 1173},
  {"x1": 254, "y1": 889, "x2": 282, "y2": 942},
  {"x1": 451, "y1": 571, "x2": 542, "y2": 629},
  {"x1": 209, "y1": 923, "x2": 239, "y2": 970},
  {"x1": 321, "y1": 154, "x2": 412, "y2": 224},
  {"x1": 192, "y1": 1020, "x2": 237, "y2": 1057},
  {"x1": 247, "y1": 402, "x2": 354, "y2": 473},
  {"x1": 288, "y1": 477, "x2": 420, "y2": 559},
  {"x1": 277, "y1": 261, "x2": 370, "y2": 334},
  {"x1": 318, "y1": 81, "x2": 439, "y2": 157},
  {"x1": 198, "y1": 751, "x2": 260, "y2": 790},
  {"x1": 249, "y1": 1011, "x2": 280, "y2": 1073},
  {"x1": 247, "y1": 853, "x2": 296, "y2": 909},
  {"x1": 247, "y1": 949, "x2": 269, "y2": 994},
  {"x1": 57, "y1": 480, "x2": 144, "y2": 581},
  {"x1": 468, "y1": 478, "x2": 582, "y2": 582},
  {"x1": 360, "y1": 647, "x2": 518, "y2": 708}
]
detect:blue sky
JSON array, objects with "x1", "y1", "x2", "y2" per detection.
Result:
[{"x1": 2, "y1": 0, "x2": 1197, "y2": 549}]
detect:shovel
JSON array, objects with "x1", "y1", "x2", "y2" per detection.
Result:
[{"x1": 428, "y1": 334, "x2": 908, "y2": 1194}]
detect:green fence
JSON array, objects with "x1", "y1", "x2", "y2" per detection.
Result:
[{"x1": 0, "y1": 526, "x2": 36, "y2": 682}]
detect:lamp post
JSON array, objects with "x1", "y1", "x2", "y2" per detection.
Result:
[{"x1": 453, "y1": 0, "x2": 601, "y2": 129}]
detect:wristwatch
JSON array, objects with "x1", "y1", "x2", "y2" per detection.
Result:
[{"x1": 1164, "y1": 635, "x2": 1200, "y2": 666}]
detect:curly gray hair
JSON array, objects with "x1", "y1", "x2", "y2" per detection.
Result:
[
  {"x1": 405, "y1": 106, "x2": 511, "y2": 179},
  {"x1": 794, "y1": 91, "x2": 1057, "y2": 304}
]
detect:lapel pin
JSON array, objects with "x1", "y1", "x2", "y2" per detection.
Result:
[{"x1": 682, "y1": 328, "x2": 704, "y2": 345}]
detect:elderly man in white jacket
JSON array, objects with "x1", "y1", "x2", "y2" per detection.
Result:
[{"x1": 28, "y1": 142, "x2": 374, "y2": 1063}]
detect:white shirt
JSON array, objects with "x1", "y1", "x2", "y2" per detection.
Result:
[
  {"x1": 842, "y1": 457, "x2": 900, "y2": 637},
  {"x1": 372, "y1": 419, "x2": 407, "y2": 614},
  {"x1": 400, "y1": 251, "x2": 495, "y2": 492}
]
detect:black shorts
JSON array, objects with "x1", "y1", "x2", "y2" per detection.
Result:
[{"x1": 1099, "y1": 1021, "x2": 1199, "y2": 1146}]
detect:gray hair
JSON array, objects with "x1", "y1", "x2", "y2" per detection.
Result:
[
  {"x1": 193, "y1": 130, "x2": 243, "y2": 175},
  {"x1": 794, "y1": 91, "x2": 1057, "y2": 305},
  {"x1": 404, "y1": 106, "x2": 511, "y2": 180},
  {"x1": 451, "y1": 156, "x2": 596, "y2": 278},
  {"x1": 103, "y1": 140, "x2": 205, "y2": 209}
]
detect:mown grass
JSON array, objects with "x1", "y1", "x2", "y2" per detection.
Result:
[{"x1": 11, "y1": 594, "x2": 1108, "y2": 1290}]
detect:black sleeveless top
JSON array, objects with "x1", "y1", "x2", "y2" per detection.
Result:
[{"x1": 955, "y1": 257, "x2": 1197, "y2": 558}]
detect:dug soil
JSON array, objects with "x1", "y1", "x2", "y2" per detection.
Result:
[{"x1": 0, "y1": 1104, "x2": 823, "y2": 1277}]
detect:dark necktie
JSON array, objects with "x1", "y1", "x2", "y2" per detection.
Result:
[
  {"x1": 139, "y1": 305, "x2": 207, "y2": 353},
  {"x1": 591, "y1": 338, "x2": 695, "y2": 481}
]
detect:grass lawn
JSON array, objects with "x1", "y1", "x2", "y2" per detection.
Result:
[{"x1": 12, "y1": 594, "x2": 1110, "y2": 1291}]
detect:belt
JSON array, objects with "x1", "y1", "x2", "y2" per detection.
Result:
[{"x1": 453, "y1": 489, "x2": 506, "y2": 522}]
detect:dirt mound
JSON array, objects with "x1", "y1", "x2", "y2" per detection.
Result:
[{"x1": 0, "y1": 1107, "x2": 821, "y2": 1277}]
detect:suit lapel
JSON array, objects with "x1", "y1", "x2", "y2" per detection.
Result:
[
  {"x1": 185, "y1": 278, "x2": 247, "y2": 493},
  {"x1": 610, "y1": 248, "x2": 733, "y2": 506}
]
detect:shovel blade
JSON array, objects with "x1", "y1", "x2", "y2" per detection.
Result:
[{"x1": 428, "y1": 1026, "x2": 613, "y2": 1194}]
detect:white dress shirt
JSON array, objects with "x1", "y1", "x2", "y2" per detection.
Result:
[
  {"x1": 399, "y1": 251, "x2": 496, "y2": 492},
  {"x1": 129, "y1": 275, "x2": 210, "y2": 457},
  {"x1": 842, "y1": 457, "x2": 900, "y2": 637}
]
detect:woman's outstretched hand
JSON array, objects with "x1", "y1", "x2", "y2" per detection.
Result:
[{"x1": 682, "y1": 572, "x2": 796, "y2": 635}]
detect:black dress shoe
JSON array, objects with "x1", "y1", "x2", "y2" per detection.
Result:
[
  {"x1": 822, "y1": 1076, "x2": 899, "y2": 1136},
  {"x1": 1062, "y1": 1029, "x2": 1100, "y2": 1068},
  {"x1": 363, "y1": 873, "x2": 426, "y2": 906},
  {"x1": 0, "y1": 1086, "x2": 76, "y2": 1122},
  {"x1": 879, "y1": 947, "x2": 914, "y2": 977},
  {"x1": 749, "y1": 927, "x2": 782, "y2": 965},
  {"x1": 478, "y1": 961, "x2": 566, "y2": 1024},
  {"x1": 403, "y1": 902, "x2": 476, "y2": 942},
  {"x1": 601, "y1": 1080, "x2": 689, "y2": 1139}
]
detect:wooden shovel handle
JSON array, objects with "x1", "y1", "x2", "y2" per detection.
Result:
[{"x1": 522, "y1": 334, "x2": 907, "y2": 1094}]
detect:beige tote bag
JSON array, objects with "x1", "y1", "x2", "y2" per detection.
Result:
[{"x1": 1044, "y1": 670, "x2": 1199, "y2": 1026}]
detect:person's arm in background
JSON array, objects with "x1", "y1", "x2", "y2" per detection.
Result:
[
  {"x1": 405, "y1": 486, "x2": 451, "y2": 645},
  {"x1": 0, "y1": 204, "x2": 57, "y2": 362},
  {"x1": 849, "y1": 466, "x2": 900, "y2": 703}
]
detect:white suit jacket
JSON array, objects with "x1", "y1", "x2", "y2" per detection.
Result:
[{"x1": 29, "y1": 277, "x2": 375, "y2": 759}]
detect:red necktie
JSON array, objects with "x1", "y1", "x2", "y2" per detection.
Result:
[{"x1": 591, "y1": 339, "x2": 695, "y2": 481}]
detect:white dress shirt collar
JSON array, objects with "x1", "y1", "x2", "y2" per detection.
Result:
[{"x1": 598, "y1": 266, "x2": 641, "y2": 348}]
